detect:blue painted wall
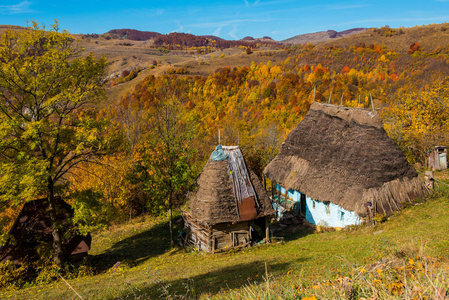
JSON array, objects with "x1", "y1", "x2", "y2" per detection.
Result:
[{"x1": 274, "y1": 184, "x2": 361, "y2": 227}]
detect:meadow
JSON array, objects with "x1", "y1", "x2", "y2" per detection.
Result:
[{"x1": 1, "y1": 174, "x2": 448, "y2": 299}]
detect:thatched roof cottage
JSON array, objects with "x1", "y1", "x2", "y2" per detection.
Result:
[
  {"x1": 183, "y1": 145, "x2": 274, "y2": 253},
  {"x1": 264, "y1": 102, "x2": 426, "y2": 228}
]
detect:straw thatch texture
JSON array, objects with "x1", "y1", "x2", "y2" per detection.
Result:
[
  {"x1": 249, "y1": 170, "x2": 275, "y2": 217},
  {"x1": 186, "y1": 146, "x2": 274, "y2": 226},
  {"x1": 264, "y1": 102, "x2": 426, "y2": 216},
  {"x1": 188, "y1": 159, "x2": 239, "y2": 225}
]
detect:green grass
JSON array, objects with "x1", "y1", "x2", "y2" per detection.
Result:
[{"x1": 1, "y1": 184, "x2": 449, "y2": 299}]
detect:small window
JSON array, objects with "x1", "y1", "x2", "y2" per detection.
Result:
[
  {"x1": 339, "y1": 210, "x2": 345, "y2": 221},
  {"x1": 312, "y1": 200, "x2": 315, "y2": 209},
  {"x1": 325, "y1": 202, "x2": 330, "y2": 214}
]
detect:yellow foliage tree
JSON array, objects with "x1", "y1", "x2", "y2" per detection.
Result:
[{"x1": 383, "y1": 80, "x2": 449, "y2": 163}]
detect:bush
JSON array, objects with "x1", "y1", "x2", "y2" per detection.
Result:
[{"x1": 0, "y1": 261, "x2": 30, "y2": 289}]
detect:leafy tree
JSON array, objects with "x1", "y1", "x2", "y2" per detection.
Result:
[
  {"x1": 0, "y1": 22, "x2": 108, "y2": 267},
  {"x1": 133, "y1": 94, "x2": 197, "y2": 247},
  {"x1": 383, "y1": 80, "x2": 449, "y2": 164}
]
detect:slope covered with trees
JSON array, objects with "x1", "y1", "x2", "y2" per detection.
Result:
[
  {"x1": 1, "y1": 22, "x2": 449, "y2": 286},
  {"x1": 0, "y1": 22, "x2": 110, "y2": 267}
]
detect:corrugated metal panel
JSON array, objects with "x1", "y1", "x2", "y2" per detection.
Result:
[
  {"x1": 222, "y1": 146, "x2": 258, "y2": 221},
  {"x1": 237, "y1": 196, "x2": 258, "y2": 221}
]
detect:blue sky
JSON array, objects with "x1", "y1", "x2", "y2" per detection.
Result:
[{"x1": 1, "y1": 0, "x2": 449, "y2": 41}]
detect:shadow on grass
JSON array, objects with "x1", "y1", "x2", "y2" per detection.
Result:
[
  {"x1": 113, "y1": 258, "x2": 308, "y2": 299},
  {"x1": 91, "y1": 221, "x2": 174, "y2": 271},
  {"x1": 282, "y1": 227, "x2": 315, "y2": 242}
]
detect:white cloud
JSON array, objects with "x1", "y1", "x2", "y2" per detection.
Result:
[
  {"x1": 0, "y1": 0, "x2": 33, "y2": 14},
  {"x1": 213, "y1": 26, "x2": 223, "y2": 36},
  {"x1": 229, "y1": 25, "x2": 238, "y2": 39},
  {"x1": 244, "y1": 0, "x2": 262, "y2": 7},
  {"x1": 171, "y1": 21, "x2": 184, "y2": 33},
  {"x1": 327, "y1": 4, "x2": 368, "y2": 10},
  {"x1": 190, "y1": 18, "x2": 271, "y2": 28}
]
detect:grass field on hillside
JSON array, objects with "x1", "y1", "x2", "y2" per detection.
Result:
[{"x1": 1, "y1": 177, "x2": 449, "y2": 299}]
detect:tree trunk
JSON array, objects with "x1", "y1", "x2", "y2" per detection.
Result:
[
  {"x1": 47, "y1": 179, "x2": 65, "y2": 268},
  {"x1": 168, "y1": 190, "x2": 174, "y2": 248}
]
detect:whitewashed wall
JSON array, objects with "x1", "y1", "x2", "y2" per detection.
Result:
[{"x1": 275, "y1": 184, "x2": 361, "y2": 228}]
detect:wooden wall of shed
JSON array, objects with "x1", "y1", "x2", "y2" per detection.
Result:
[
  {"x1": 428, "y1": 147, "x2": 447, "y2": 170},
  {"x1": 184, "y1": 215, "x2": 251, "y2": 253},
  {"x1": 212, "y1": 222, "x2": 250, "y2": 251}
]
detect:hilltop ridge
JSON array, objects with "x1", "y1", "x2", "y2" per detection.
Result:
[{"x1": 283, "y1": 28, "x2": 368, "y2": 44}]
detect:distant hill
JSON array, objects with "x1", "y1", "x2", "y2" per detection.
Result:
[
  {"x1": 318, "y1": 24, "x2": 449, "y2": 54},
  {"x1": 241, "y1": 36, "x2": 275, "y2": 42},
  {"x1": 105, "y1": 29, "x2": 161, "y2": 41},
  {"x1": 283, "y1": 28, "x2": 368, "y2": 44},
  {"x1": 0, "y1": 25, "x2": 25, "y2": 34},
  {"x1": 0, "y1": 25, "x2": 24, "y2": 29},
  {"x1": 99, "y1": 29, "x2": 282, "y2": 49}
]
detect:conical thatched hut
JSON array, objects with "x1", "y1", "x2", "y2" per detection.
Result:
[
  {"x1": 264, "y1": 102, "x2": 426, "y2": 228},
  {"x1": 183, "y1": 145, "x2": 274, "y2": 253}
]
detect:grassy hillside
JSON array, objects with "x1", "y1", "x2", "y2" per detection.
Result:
[
  {"x1": 75, "y1": 35, "x2": 288, "y2": 106},
  {"x1": 283, "y1": 28, "x2": 368, "y2": 45},
  {"x1": 2, "y1": 22, "x2": 449, "y2": 299},
  {"x1": 76, "y1": 22, "x2": 449, "y2": 107},
  {"x1": 2, "y1": 174, "x2": 448, "y2": 299},
  {"x1": 319, "y1": 23, "x2": 449, "y2": 54}
]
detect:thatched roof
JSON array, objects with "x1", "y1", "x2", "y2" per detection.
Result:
[
  {"x1": 186, "y1": 146, "x2": 274, "y2": 225},
  {"x1": 264, "y1": 102, "x2": 426, "y2": 216}
]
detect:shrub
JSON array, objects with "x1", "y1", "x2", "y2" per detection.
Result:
[{"x1": 0, "y1": 261, "x2": 30, "y2": 289}]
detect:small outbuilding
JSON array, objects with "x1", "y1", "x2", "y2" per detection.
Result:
[
  {"x1": 183, "y1": 145, "x2": 274, "y2": 253},
  {"x1": 264, "y1": 102, "x2": 427, "y2": 228},
  {"x1": 0, "y1": 197, "x2": 91, "y2": 264},
  {"x1": 428, "y1": 146, "x2": 447, "y2": 170}
]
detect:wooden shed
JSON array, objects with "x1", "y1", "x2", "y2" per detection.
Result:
[
  {"x1": 183, "y1": 145, "x2": 274, "y2": 253},
  {"x1": 428, "y1": 146, "x2": 447, "y2": 170},
  {"x1": 0, "y1": 197, "x2": 91, "y2": 264}
]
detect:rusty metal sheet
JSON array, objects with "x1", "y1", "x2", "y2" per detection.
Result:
[{"x1": 237, "y1": 196, "x2": 258, "y2": 221}]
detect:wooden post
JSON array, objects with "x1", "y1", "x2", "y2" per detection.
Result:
[
  {"x1": 264, "y1": 217, "x2": 271, "y2": 243},
  {"x1": 265, "y1": 226, "x2": 270, "y2": 243},
  {"x1": 425, "y1": 171, "x2": 434, "y2": 190}
]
